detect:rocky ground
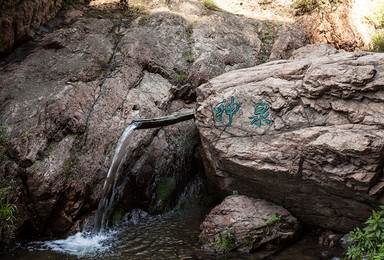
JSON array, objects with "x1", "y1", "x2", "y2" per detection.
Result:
[{"x1": 0, "y1": 0, "x2": 382, "y2": 255}]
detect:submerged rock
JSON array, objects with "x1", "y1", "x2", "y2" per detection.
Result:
[
  {"x1": 196, "y1": 44, "x2": 384, "y2": 232},
  {"x1": 199, "y1": 195, "x2": 299, "y2": 253}
]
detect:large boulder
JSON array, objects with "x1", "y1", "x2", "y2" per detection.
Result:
[
  {"x1": 199, "y1": 195, "x2": 300, "y2": 253},
  {"x1": 196, "y1": 44, "x2": 384, "y2": 232}
]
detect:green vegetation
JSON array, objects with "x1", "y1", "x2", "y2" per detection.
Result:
[
  {"x1": 0, "y1": 124, "x2": 9, "y2": 163},
  {"x1": 262, "y1": 214, "x2": 282, "y2": 226},
  {"x1": 139, "y1": 14, "x2": 149, "y2": 26},
  {"x1": 256, "y1": 22, "x2": 276, "y2": 65},
  {"x1": 292, "y1": 0, "x2": 339, "y2": 15},
  {"x1": 199, "y1": 236, "x2": 208, "y2": 244},
  {"x1": 366, "y1": 1, "x2": 384, "y2": 29},
  {"x1": 176, "y1": 70, "x2": 186, "y2": 83},
  {"x1": 112, "y1": 208, "x2": 124, "y2": 225},
  {"x1": 61, "y1": 0, "x2": 80, "y2": 11},
  {"x1": 215, "y1": 227, "x2": 236, "y2": 251},
  {"x1": 183, "y1": 50, "x2": 194, "y2": 62},
  {"x1": 365, "y1": 1, "x2": 384, "y2": 52},
  {"x1": 203, "y1": 0, "x2": 218, "y2": 10},
  {"x1": 371, "y1": 32, "x2": 384, "y2": 52},
  {"x1": 156, "y1": 177, "x2": 176, "y2": 201},
  {"x1": 21, "y1": 130, "x2": 30, "y2": 136},
  {"x1": 346, "y1": 206, "x2": 384, "y2": 260},
  {"x1": 131, "y1": 5, "x2": 141, "y2": 13},
  {"x1": 0, "y1": 179, "x2": 17, "y2": 238},
  {"x1": 232, "y1": 190, "x2": 239, "y2": 196}
]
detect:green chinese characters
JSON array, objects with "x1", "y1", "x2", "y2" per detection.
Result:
[{"x1": 213, "y1": 97, "x2": 272, "y2": 128}]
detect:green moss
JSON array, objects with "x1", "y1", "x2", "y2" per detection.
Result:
[
  {"x1": 204, "y1": 0, "x2": 219, "y2": 10},
  {"x1": 156, "y1": 177, "x2": 176, "y2": 201},
  {"x1": 176, "y1": 70, "x2": 186, "y2": 83},
  {"x1": 199, "y1": 236, "x2": 208, "y2": 244},
  {"x1": 138, "y1": 14, "x2": 149, "y2": 26},
  {"x1": 112, "y1": 208, "x2": 124, "y2": 225}
]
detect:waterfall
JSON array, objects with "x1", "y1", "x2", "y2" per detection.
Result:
[
  {"x1": 93, "y1": 109, "x2": 195, "y2": 232},
  {"x1": 94, "y1": 122, "x2": 141, "y2": 232}
]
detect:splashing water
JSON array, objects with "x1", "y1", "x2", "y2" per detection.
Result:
[
  {"x1": 94, "y1": 122, "x2": 141, "y2": 232},
  {"x1": 31, "y1": 231, "x2": 115, "y2": 258}
]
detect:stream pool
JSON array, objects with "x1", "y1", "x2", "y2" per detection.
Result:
[{"x1": 3, "y1": 208, "x2": 345, "y2": 259}]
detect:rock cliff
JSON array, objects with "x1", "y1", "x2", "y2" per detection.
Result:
[{"x1": 0, "y1": 0, "x2": 308, "y2": 247}]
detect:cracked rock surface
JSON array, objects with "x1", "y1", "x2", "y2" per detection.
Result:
[{"x1": 195, "y1": 44, "x2": 384, "y2": 232}]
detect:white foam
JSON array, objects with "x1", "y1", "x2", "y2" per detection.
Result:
[{"x1": 39, "y1": 231, "x2": 113, "y2": 257}]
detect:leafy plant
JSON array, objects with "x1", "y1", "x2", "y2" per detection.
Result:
[
  {"x1": 176, "y1": 70, "x2": 186, "y2": 83},
  {"x1": 262, "y1": 214, "x2": 281, "y2": 225},
  {"x1": 232, "y1": 190, "x2": 239, "y2": 196},
  {"x1": 215, "y1": 227, "x2": 236, "y2": 251},
  {"x1": 346, "y1": 206, "x2": 384, "y2": 259},
  {"x1": 0, "y1": 179, "x2": 17, "y2": 237},
  {"x1": 183, "y1": 50, "x2": 194, "y2": 62}
]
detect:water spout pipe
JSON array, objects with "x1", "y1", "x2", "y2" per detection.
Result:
[{"x1": 132, "y1": 109, "x2": 195, "y2": 129}]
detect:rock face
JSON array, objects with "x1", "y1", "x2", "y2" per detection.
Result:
[
  {"x1": 199, "y1": 195, "x2": 299, "y2": 253},
  {"x1": 0, "y1": 0, "x2": 65, "y2": 55},
  {"x1": 0, "y1": 0, "x2": 308, "y2": 247},
  {"x1": 196, "y1": 44, "x2": 384, "y2": 232}
]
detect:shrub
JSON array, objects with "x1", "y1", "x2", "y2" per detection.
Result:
[
  {"x1": 371, "y1": 32, "x2": 384, "y2": 52},
  {"x1": 0, "y1": 179, "x2": 17, "y2": 237},
  {"x1": 215, "y1": 227, "x2": 236, "y2": 251},
  {"x1": 346, "y1": 206, "x2": 384, "y2": 259}
]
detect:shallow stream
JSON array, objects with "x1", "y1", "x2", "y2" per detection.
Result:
[{"x1": 4, "y1": 207, "x2": 345, "y2": 260}]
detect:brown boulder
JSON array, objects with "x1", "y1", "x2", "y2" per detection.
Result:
[
  {"x1": 199, "y1": 195, "x2": 300, "y2": 253},
  {"x1": 196, "y1": 44, "x2": 384, "y2": 232}
]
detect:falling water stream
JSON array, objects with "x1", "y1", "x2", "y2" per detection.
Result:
[{"x1": 93, "y1": 122, "x2": 140, "y2": 232}]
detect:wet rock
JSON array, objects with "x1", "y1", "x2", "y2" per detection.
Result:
[
  {"x1": 319, "y1": 230, "x2": 343, "y2": 248},
  {"x1": 195, "y1": 45, "x2": 384, "y2": 232},
  {"x1": 339, "y1": 233, "x2": 352, "y2": 250},
  {"x1": 199, "y1": 195, "x2": 299, "y2": 253}
]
